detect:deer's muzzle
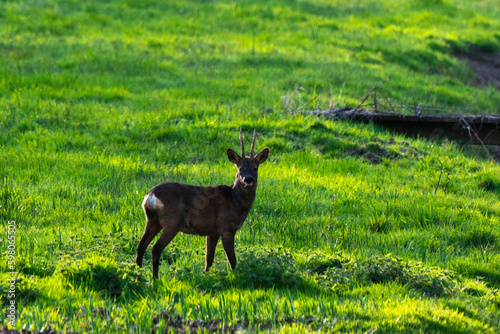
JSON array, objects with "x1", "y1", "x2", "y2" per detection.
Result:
[{"x1": 243, "y1": 176, "x2": 254, "y2": 186}]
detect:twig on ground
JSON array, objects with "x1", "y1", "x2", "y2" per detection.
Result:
[
  {"x1": 355, "y1": 85, "x2": 381, "y2": 112},
  {"x1": 297, "y1": 95, "x2": 318, "y2": 112},
  {"x1": 434, "y1": 158, "x2": 444, "y2": 194}
]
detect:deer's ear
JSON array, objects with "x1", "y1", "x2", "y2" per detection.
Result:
[
  {"x1": 254, "y1": 148, "x2": 269, "y2": 165},
  {"x1": 227, "y1": 148, "x2": 241, "y2": 165}
]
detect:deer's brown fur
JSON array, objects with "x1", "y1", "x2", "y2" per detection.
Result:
[{"x1": 136, "y1": 129, "x2": 269, "y2": 279}]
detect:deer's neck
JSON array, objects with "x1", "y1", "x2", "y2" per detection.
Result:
[{"x1": 231, "y1": 181, "x2": 256, "y2": 210}]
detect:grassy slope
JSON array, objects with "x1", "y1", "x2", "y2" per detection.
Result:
[{"x1": 1, "y1": 0, "x2": 500, "y2": 332}]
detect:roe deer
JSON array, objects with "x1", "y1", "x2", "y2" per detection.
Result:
[{"x1": 136, "y1": 129, "x2": 269, "y2": 279}]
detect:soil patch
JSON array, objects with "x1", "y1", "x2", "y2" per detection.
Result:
[{"x1": 454, "y1": 43, "x2": 500, "y2": 89}]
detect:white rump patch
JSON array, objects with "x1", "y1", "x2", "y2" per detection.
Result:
[{"x1": 142, "y1": 193, "x2": 164, "y2": 210}]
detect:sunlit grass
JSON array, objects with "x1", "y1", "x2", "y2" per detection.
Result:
[{"x1": 1, "y1": 0, "x2": 500, "y2": 332}]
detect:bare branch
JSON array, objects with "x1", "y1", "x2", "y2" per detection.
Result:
[{"x1": 460, "y1": 117, "x2": 493, "y2": 159}]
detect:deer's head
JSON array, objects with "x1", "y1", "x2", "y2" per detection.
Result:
[{"x1": 227, "y1": 129, "x2": 269, "y2": 188}]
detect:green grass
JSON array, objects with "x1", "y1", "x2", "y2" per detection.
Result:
[{"x1": 1, "y1": 0, "x2": 500, "y2": 332}]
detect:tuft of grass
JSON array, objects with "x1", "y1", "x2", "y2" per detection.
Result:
[
  {"x1": 55, "y1": 254, "x2": 147, "y2": 299},
  {"x1": 230, "y1": 247, "x2": 300, "y2": 289},
  {"x1": 0, "y1": 274, "x2": 40, "y2": 307},
  {"x1": 478, "y1": 171, "x2": 500, "y2": 194},
  {"x1": 317, "y1": 254, "x2": 462, "y2": 297},
  {"x1": 297, "y1": 249, "x2": 346, "y2": 274}
]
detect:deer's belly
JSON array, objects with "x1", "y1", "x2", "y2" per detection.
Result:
[{"x1": 179, "y1": 221, "x2": 218, "y2": 236}]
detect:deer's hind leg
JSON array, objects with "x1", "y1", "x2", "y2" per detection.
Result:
[
  {"x1": 152, "y1": 218, "x2": 180, "y2": 279},
  {"x1": 136, "y1": 208, "x2": 162, "y2": 268}
]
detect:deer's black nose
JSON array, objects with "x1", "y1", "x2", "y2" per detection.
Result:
[{"x1": 243, "y1": 176, "x2": 254, "y2": 186}]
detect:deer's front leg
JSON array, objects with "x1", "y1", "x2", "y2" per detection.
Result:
[
  {"x1": 221, "y1": 232, "x2": 237, "y2": 270},
  {"x1": 205, "y1": 235, "x2": 220, "y2": 272}
]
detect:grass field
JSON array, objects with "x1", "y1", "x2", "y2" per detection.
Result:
[{"x1": 1, "y1": 0, "x2": 500, "y2": 332}]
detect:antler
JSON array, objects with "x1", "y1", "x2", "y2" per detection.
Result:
[
  {"x1": 239, "y1": 128, "x2": 245, "y2": 157},
  {"x1": 250, "y1": 129, "x2": 256, "y2": 158}
]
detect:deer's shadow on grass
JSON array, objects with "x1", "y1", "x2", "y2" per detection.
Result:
[{"x1": 153, "y1": 246, "x2": 327, "y2": 295}]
